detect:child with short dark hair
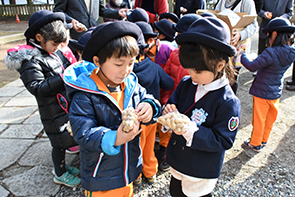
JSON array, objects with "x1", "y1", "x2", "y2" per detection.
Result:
[
  {"x1": 241, "y1": 17, "x2": 295, "y2": 152},
  {"x1": 5, "y1": 10, "x2": 80, "y2": 187},
  {"x1": 63, "y1": 21, "x2": 161, "y2": 196},
  {"x1": 163, "y1": 17, "x2": 241, "y2": 196}
]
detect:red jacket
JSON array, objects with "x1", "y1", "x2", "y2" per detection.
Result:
[
  {"x1": 160, "y1": 48, "x2": 189, "y2": 105},
  {"x1": 134, "y1": 0, "x2": 168, "y2": 23}
]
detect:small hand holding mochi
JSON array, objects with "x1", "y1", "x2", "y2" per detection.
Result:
[
  {"x1": 157, "y1": 112, "x2": 190, "y2": 133},
  {"x1": 122, "y1": 107, "x2": 139, "y2": 132}
]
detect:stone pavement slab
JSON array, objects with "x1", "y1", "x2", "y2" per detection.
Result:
[
  {"x1": 3, "y1": 165, "x2": 60, "y2": 196},
  {"x1": 0, "y1": 124, "x2": 43, "y2": 139},
  {"x1": 0, "y1": 185, "x2": 10, "y2": 197},
  {"x1": 0, "y1": 106, "x2": 37, "y2": 124},
  {"x1": 0, "y1": 86, "x2": 25, "y2": 97},
  {"x1": 19, "y1": 139, "x2": 77, "y2": 167},
  {"x1": 4, "y1": 91, "x2": 37, "y2": 107},
  {"x1": 23, "y1": 110, "x2": 42, "y2": 124},
  {"x1": 0, "y1": 139, "x2": 34, "y2": 171}
]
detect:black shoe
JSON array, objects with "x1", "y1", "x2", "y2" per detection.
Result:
[
  {"x1": 286, "y1": 85, "x2": 295, "y2": 91},
  {"x1": 252, "y1": 72, "x2": 257, "y2": 77},
  {"x1": 159, "y1": 160, "x2": 170, "y2": 172},
  {"x1": 286, "y1": 80, "x2": 295, "y2": 85}
]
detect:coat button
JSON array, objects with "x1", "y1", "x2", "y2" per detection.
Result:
[
  {"x1": 172, "y1": 140, "x2": 176, "y2": 145},
  {"x1": 181, "y1": 146, "x2": 185, "y2": 150}
]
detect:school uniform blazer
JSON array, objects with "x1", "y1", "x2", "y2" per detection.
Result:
[
  {"x1": 166, "y1": 76, "x2": 241, "y2": 179},
  {"x1": 63, "y1": 61, "x2": 161, "y2": 191},
  {"x1": 54, "y1": 0, "x2": 121, "y2": 39}
]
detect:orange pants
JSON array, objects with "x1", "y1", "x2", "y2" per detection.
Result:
[
  {"x1": 140, "y1": 123, "x2": 158, "y2": 178},
  {"x1": 158, "y1": 123, "x2": 170, "y2": 148},
  {"x1": 250, "y1": 96, "x2": 279, "y2": 146},
  {"x1": 85, "y1": 183, "x2": 133, "y2": 197}
]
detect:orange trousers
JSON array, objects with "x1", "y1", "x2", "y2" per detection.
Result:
[
  {"x1": 250, "y1": 96, "x2": 279, "y2": 147},
  {"x1": 85, "y1": 183, "x2": 133, "y2": 197},
  {"x1": 140, "y1": 123, "x2": 158, "y2": 178}
]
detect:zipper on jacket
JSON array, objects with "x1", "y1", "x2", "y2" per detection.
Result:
[{"x1": 93, "y1": 152, "x2": 104, "y2": 177}]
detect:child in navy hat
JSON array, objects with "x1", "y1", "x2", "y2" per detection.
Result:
[
  {"x1": 5, "y1": 10, "x2": 81, "y2": 187},
  {"x1": 240, "y1": 17, "x2": 295, "y2": 153},
  {"x1": 63, "y1": 21, "x2": 161, "y2": 196},
  {"x1": 162, "y1": 17, "x2": 241, "y2": 196},
  {"x1": 153, "y1": 19, "x2": 177, "y2": 48},
  {"x1": 135, "y1": 21, "x2": 176, "y2": 67}
]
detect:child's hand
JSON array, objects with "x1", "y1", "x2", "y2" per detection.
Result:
[
  {"x1": 115, "y1": 121, "x2": 142, "y2": 146},
  {"x1": 135, "y1": 102, "x2": 153, "y2": 123},
  {"x1": 264, "y1": 11, "x2": 272, "y2": 19},
  {"x1": 163, "y1": 104, "x2": 178, "y2": 115}
]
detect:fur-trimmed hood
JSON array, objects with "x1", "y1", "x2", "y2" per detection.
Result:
[{"x1": 5, "y1": 45, "x2": 41, "y2": 71}]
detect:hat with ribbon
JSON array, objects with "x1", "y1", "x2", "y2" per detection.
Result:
[
  {"x1": 126, "y1": 8, "x2": 149, "y2": 23},
  {"x1": 176, "y1": 17, "x2": 236, "y2": 56}
]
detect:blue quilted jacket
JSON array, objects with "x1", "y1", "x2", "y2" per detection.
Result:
[
  {"x1": 63, "y1": 61, "x2": 161, "y2": 191},
  {"x1": 241, "y1": 45, "x2": 295, "y2": 99}
]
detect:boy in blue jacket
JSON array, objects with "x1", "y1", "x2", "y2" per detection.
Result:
[{"x1": 63, "y1": 21, "x2": 161, "y2": 196}]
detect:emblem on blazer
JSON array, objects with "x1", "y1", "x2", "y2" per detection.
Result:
[
  {"x1": 228, "y1": 116, "x2": 239, "y2": 131},
  {"x1": 191, "y1": 108, "x2": 208, "y2": 126}
]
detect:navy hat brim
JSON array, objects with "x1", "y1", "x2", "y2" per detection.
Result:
[
  {"x1": 159, "y1": 13, "x2": 179, "y2": 23},
  {"x1": 24, "y1": 12, "x2": 65, "y2": 39},
  {"x1": 262, "y1": 26, "x2": 295, "y2": 34},
  {"x1": 82, "y1": 21, "x2": 142, "y2": 63},
  {"x1": 69, "y1": 39, "x2": 84, "y2": 51},
  {"x1": 153, "y1": 22, "x2": 174, "y2": 42},
  {"x1": 176, "y1": 32, "x2": 236, "y2": 56}
]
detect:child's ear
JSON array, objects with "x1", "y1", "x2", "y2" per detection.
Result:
[
  {"x1": 35, "y1": 33, "x2": 43, "y2": 42},
  {"x1": 147, "y1": 37, "x2": 155, "y2": 44},
  {"x1": 93, "y1": 56, "x2": 100, "y2": 67},
  {"x1": 217, "y1": 60, "x2": 226, "y2": 72}
]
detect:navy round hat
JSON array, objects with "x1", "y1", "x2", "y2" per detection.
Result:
[
  {"x1": 135, "y1": 21, "x2": 158, "y2": 39},
  {"x1": 25, "y1": 10, "x2": 65, "y2": 39},
  {"x1": 153, "y1": 19, "x2": 176, "y2": 42},
  {"x1": 69, "y1": 29, "x2": 94, "y2": 51},
  {"x1": 173, "y1": 14, "x2": 202, "y2": 33},
  {"x1": 127, "y1": 8, "x2": 149, "y2": 23},
  {"x1": 82, "y1": 21, "x2": 142, "y2": 62},
  {"x1": 159, "y1": 12, "x2": 179, "y2": 23},
  {"x1": 176, "y1": 17, "x2": 236, "y2": 56},
  {"x1": 262, "y1": 17, "x2": 295, "y2": 34}
]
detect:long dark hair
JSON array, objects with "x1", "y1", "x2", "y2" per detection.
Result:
[{"x1": 267, "y1": 31, "x2": 294, "y2": 47}]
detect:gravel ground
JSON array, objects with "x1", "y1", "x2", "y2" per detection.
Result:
[{"x1": 55, "y1": 66, "x2": 295, "y2": 197}]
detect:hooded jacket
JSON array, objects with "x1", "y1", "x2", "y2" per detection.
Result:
[
  {"x1": 5, "y1": 43, "x2": 76, "y2": 148},
  {"x1": 63, "y1": 61, "x2": 161, "y2": 191},
  {"x1": 241, "y1": 45, "x2": 295, "y2": 99}
]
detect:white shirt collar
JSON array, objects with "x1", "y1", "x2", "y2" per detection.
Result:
[{"x1": 194, "y1": 75, "x2": 229, "y2": 102}]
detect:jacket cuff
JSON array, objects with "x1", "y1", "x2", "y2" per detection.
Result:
[
  {"x1": 141, "y1": 99, "x2": 159, "y2": 117},
  {"x1": 101, "y1": 130, "x2": 121, "y2": 155}
]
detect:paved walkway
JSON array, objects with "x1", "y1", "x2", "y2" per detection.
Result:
[{"x1": 0, "y1": 79, "x2": 78, "y2": 196}]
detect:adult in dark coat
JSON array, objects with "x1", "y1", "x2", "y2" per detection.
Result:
[{"x1": 54, "y1": 0, "x2": 129, "y2": 40}]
